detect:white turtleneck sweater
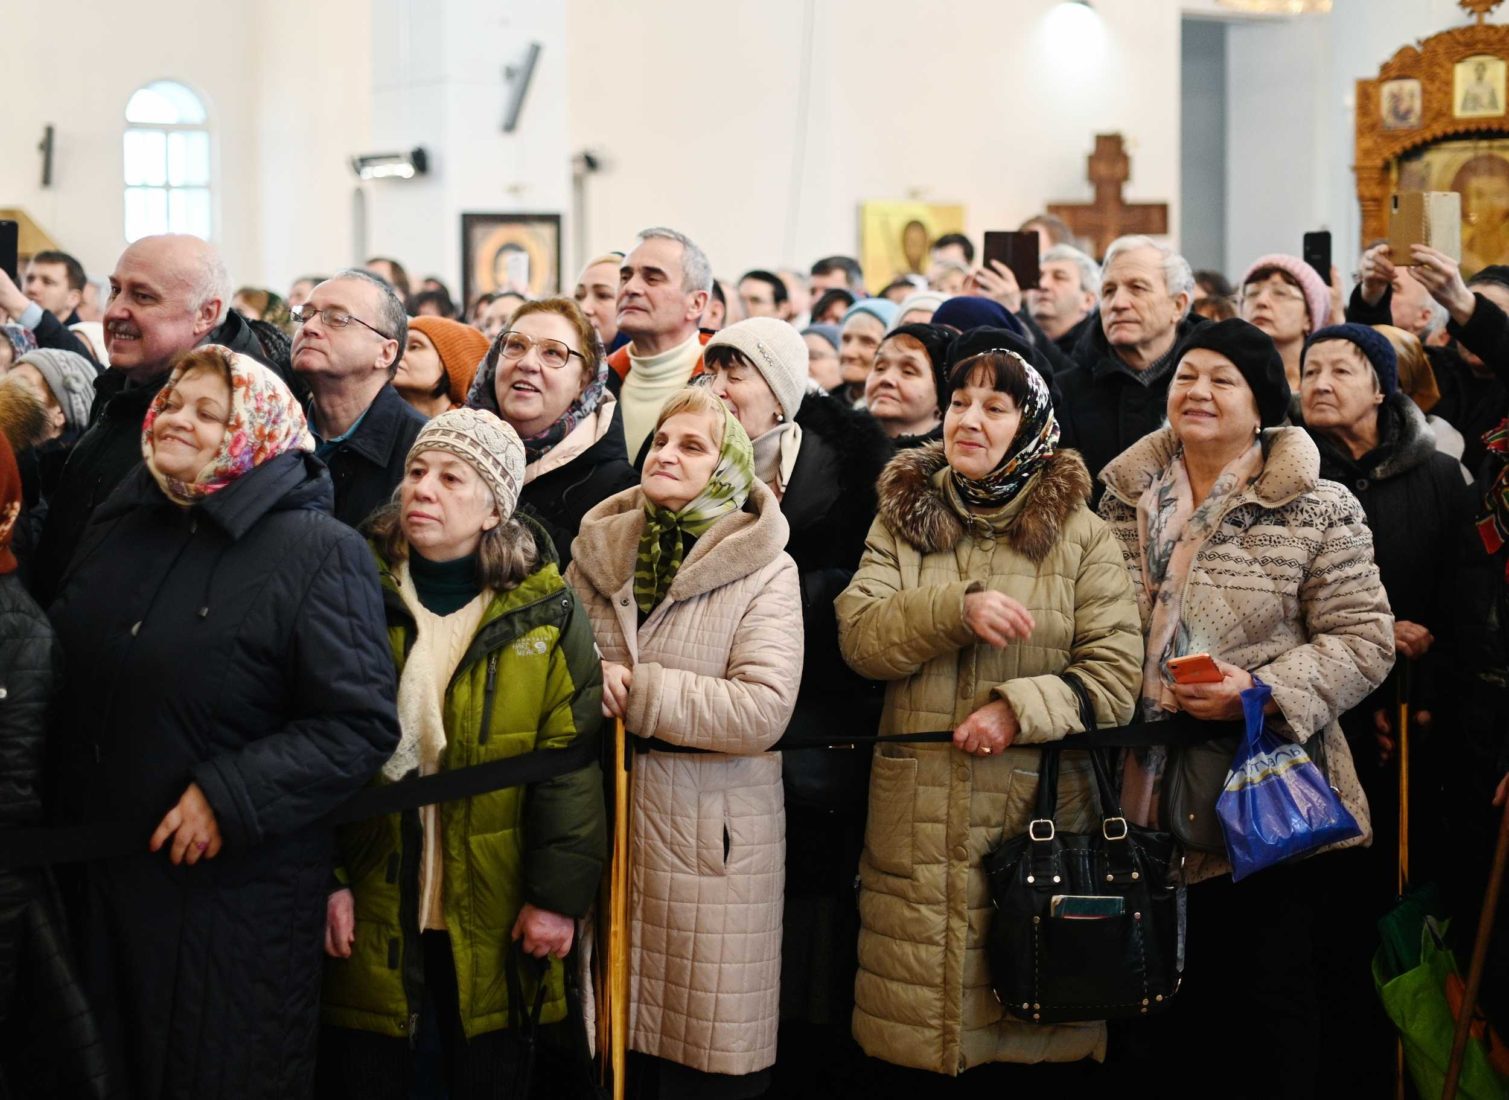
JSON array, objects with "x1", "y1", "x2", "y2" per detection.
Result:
[{"x1": 618, "y1": 332, "x2": 704, "y2": 458}]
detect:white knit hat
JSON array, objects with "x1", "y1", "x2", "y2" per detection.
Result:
[
  {"x1": 407, "y1": 407, "x2": 525, "y2": 519},
  {"x1": 703, "y1": 317, "x2": 809, "y2": 419}
]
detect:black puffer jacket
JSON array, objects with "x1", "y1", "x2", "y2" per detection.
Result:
[
  {"x1": 0, "y1": 573, "x2": 113, "y2": 1098},
  {"x1": 519, "y1": 402, "x2": 638, "y2": 573},
  {"x1": 47, "y1": 451, "x2": 400, "y2": 1099}
]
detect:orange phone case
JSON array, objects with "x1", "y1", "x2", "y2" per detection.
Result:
[{"x1": 1168, "y1": 653, "x2": 1222, "y2": 684}]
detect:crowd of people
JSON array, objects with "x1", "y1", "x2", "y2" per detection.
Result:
[{"x1": 0, "y1": 211, "x2": 1505, "y2": 1100}]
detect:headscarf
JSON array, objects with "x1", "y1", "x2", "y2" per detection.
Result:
[
  {"x1": 943, "y1": 332, "x2": 1060, "y2": 511},
  {"x1": 2, "y1": 324, "x2": 36, "y2": 363},
  {"x1": 141, "y1": 346, "x2": 314, "y2": 507},
  {"x1": 634, "y1": 401, "x2": 754, "y2": 615},
  {"x1": 0, "y1": 435, "x2": 20, "y2": 575},
  {"x1": 465, "y1": 328, "x2": 609, "y2": 465}
]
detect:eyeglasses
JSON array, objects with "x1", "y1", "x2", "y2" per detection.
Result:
[
  {"x1": 290, "y1": 304, "x2": 393, "y2": 340},
  {"x1": 496, "y1": 330, "x2": 584, "y2": 370},
  {"x1": 1239, "y1": 283, "x2": 1305, "y2": 306}
]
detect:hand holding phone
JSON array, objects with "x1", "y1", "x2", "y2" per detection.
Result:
[
  {"x1": 1167, "y1": 653, "x2": 1222, "y2": 685},
  {"x1": 982, "y1": 231, "x2": 1041, "y2": 292}
]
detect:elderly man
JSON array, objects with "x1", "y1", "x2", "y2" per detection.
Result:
[
  {"x1": 28, "y1": 234, "x2": 282, "y2": 601},
  {"x1": 1055, "y1": 234, "x2": 1202, "y2": 486},
  {"x1": 0, "y1": 251, "x2": 96, "y2": 362},
  {"x1": 607, "y1": 227, "x2": 714, "y2": 457},
  {"x1": 1027, "y1": 244, "x2": 1100, "y2": 355},
  {"x1": 291, "y1": 270, "x2": 424, "y2": 528}
]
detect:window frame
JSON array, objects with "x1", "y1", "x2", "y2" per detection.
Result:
[{"x1": 122, "y1": 79, "x2": 215, "y2": 243}]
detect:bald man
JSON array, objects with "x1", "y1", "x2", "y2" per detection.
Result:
[{"x1": 29, "y1": 234, "x2": 280, "y2": 602}]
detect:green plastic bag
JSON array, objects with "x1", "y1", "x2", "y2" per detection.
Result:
[{"x1": 1374, "y1": 905, "x2": 1508, "y2": 1100}]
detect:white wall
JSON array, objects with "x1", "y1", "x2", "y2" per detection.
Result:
[{"x1": 567, "y1": 0, "x2": 1186, "y2": 285}]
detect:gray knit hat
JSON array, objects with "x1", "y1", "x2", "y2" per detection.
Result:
[
  {"x1": 704, "y1": 317, "x2": 810, "y2": 419},
  {"x1": 16, "y1": 349, "x2": 97, "y2": 434},
  {"x1": 407, "y1": 407, "x2": 525, "y2": 520}
]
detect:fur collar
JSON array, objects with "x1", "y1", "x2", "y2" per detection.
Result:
[
  {"x1": 1099, "y1": 425, "x2": 1320, "y2": 510},
  {"x1": 570, "y1": 478, "x2": 790, "y2": 600},
  {"x1": 875, "y1": 442, "x2": 1091, "y2": 560}
]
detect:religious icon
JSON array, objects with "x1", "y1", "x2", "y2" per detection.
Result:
[
  {"x1": 1454, "y1": 54, "x2": 1506, "y2": 119},
  {"x1": 1396, "y1": 138, "x2": 1509, "y2": 275},
  {"x1": 1381, "y1": 79, "x2": 1422, "y2": 130},
  {"x1": 460, "y1": 213, "x2": 561, "y2": 308},
  {"x1": 859, "y1": 201, "x2": 966, "y2": 288}
]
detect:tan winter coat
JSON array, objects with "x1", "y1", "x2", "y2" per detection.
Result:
[
  {"x1": 835, "y1": 446, "x2": 1144, "y2": 1075},
  {"x1": 1097, "y1": 426, "x2": 1396, "y2": 883},
  {"x1": 566, "y1": 479, "x2": 802, "y2": 1076}
]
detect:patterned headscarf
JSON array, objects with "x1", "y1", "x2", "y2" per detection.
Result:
[
  {"x1": 634, "y1": 401, "x2": 754, "y2": 615},
  {"x1": 141, "y1": 346, "x2": 314, "y2": 508},
  {"x1": 465, "y1": 324, "x2": 609, "y2": 465},
  {"x1": 0, "y1": 435, "x2": 20, "y2": 575},
  {"x1": 947, "y1": 348, "x2": 1059, "y2": 510},
  {"x1": 2, "y1": 324, "x2": 36, "y2": 363}
]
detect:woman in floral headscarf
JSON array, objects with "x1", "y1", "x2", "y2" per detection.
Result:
[
  {"x1": 468, "y1": 297, "x2": 637, "y2": 571},
  {"x1": 567, "y1": 386, "x2": 803, "y2": 1099},
  {"x1": 835, "y1": 326, "x2": 1144, "y2": 1081},
  {"x1": 47, "y1": 345, "x2": 400, "y2": 1099}
]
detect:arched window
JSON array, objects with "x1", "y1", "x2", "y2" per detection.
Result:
[{"x1": 123, "y1": 81, "x2": 211, "y2": 242}]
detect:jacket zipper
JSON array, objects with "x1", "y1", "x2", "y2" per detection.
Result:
[
  {"x1": 397, "y1": 808, "x2": 425, "y2": 1046},
  {"x1": 477, "y1": 653, "x2": 499, "y2": 745}
]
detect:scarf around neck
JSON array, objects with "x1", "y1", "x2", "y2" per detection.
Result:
[
  {"x1": 948, "y1": 352, "x2": 1059, "y2": 511},
  {"x1": 1119, "y1": 437, "x2": 1265, "y2": 828},
  {"x1": 141, "y1": 348, "x2": 314, "y2": 508},
  {"x1": 634, "y1": 403, "x2": 754, "y2": 615},
  {"x1": 465, "y1": 332, "x2": 609, "y2": 465}
]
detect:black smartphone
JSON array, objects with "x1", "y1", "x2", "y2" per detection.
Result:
[
  {"x1": 982, "y1": 230, "x2": 1041, "y2": 291},
  {"x1": 0, "y1": 221, "x2": 17, "y2": 286},
  {"x1": 1302, "y1": 230, "x2": 1331, "y2": 283}
]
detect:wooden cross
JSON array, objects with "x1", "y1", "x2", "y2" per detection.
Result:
[{"x1": 1047, "y1": 134, "x2": 1169, "y2": 260}]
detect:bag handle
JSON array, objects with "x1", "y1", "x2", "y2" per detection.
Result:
[{"x1": 1029, "y1": 674, "x2": 1129, "y2": 840}]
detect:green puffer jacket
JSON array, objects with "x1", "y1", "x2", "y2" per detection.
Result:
[{"x1": 321, "y1": 538, "x2": 607, "y2": 1039}]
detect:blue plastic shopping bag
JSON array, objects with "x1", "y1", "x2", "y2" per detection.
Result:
[{"x1": 1215, "y1": 680, "x2": 1362, "y2": 882}]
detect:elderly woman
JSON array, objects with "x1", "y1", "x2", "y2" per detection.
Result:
[
  {"x1": 317, "y1": 408, "x2": 606, "y2": 1098},
  {"x1": 396, "y1": 315, "x2": 489, "y2": 419},
  {"x1": 836, "y1": 327, "x2": 1144, "y2": 1081},
  {"x1": 1096, "y1": 318, "x2": 1395, "y2": 1098},
  {"x1": 801, "y1": 324, "x2": 842, "y2": 392},
  {"x1": 863, "y1": 322, "x2": 953, "y2": 448},
  {"x1": 706, "y1": 319, "x2": 893, "y2": 1089},
  {"x1": 567, "y1": 387, "x2": 802, "y2": 1098},
  {"x1": 837, "y1": 299, "x2": 899, "y2": 406},
  {"x1": 1238, "y1": 254, "x2": 1333, "y2": 392},
  {"x1": 46, "y1": 346, "x2": 400, "y2": 1098},
  {"x1": 467, "y1": 297, "x2": 637, "y2": 572}
]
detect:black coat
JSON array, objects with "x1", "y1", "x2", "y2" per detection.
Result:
[
  {"x1": 518, "y1": 405, "x2": 638, "y2": 573},
  {"x1": 314, "y1": 384, "x2": 426, "y2": 530},
  {"x1": 1056, "y1": 313, "x2": 1207, "y2": 493},
  {"x1": 47, "y1": 452, "x2": 400, "y2": 1099},
  {"x1": 26, "y1": 311, "x2": 291, "y2": 606},
  {"x1": 0, "y1": 573, "x2": 113, "y2": 1098}
]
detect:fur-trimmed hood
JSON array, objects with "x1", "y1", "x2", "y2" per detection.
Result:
[
  {"x1": 1306, "y1": 391, "x2": 1439, "y2": 483},
  {"x1": 875, "y1": 442, "x2": 1092, "y2": 561}
]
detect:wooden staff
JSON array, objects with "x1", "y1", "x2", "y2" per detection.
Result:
[
  {"x1": 1397, "y1": 665, "x2": 1412, "y2": 1100},
  {"x1": 609, "y1": 718, "x2": 631, "y2": 1100},
  {"x1": 1441, "y1": 793, "x2": 1509, "y2": 1100}
]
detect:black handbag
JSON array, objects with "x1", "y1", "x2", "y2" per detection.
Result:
[{"x1": 981, "y1": 676, "x2": 1186, "y2": 1024}]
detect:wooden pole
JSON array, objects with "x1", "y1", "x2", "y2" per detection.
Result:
[
  {"x1": 1397, "y1": 667, "x2": 1412, "y2": 1100},
  {"x1": 1440, "y1": 794, "x2": 1509, "y2": 1100},
  {"x1": 610, "y1": 719, "x2": 630, "y2": 1100}
]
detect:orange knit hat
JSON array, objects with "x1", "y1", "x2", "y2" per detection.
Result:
[{"x1": 409, "y1": 317, "x2": 489, "y2": 406}]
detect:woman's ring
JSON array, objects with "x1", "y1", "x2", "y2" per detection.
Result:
[
  {"x1": 196, "y1": 840, "x2": 209, "y2": 852},
  {"x1": 982, "y1": 746, "x2": 991, "y2": 755}
]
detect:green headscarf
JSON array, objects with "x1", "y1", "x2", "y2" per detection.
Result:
[{"x1": 634, "y1": 402, "x2": 754, "y2": 615}]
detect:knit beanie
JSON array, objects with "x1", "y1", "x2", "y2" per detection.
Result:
[
  {"x1": 801, "y1": 323, "x2": 841, "y2": 352},
  {"x1": 1173, "y1": 317, "x2": 1291, "y2": 427},
  {"x1": 409, "y1": 316, "x2": 490, "y2": 405},
  {"x1": 841, "y1": 298, "x2": 899, "y2": 333},
  {"x1": 1240, "y1": 254, "x2": 1332, "y2": 334},
  {"x1": 704, "y1": 317, "x2": 809, "y2": 419},
  {"x1": 932, "y1": 296, "x2": 1026, "y2": 337},
  {"x1": 16, "y1": 348, "x2": 97, "y2": 433},
  {"x1": 891, "y1": 291, "x2": 948, "y2": 328},
  {"x1": 883, "y1": 323, "x2": 955, "y2": 405},
  {"x1": 1469, "y1": 264, "x2": 1509, "y2": 290},
  {"x1": 408, "y1": 407, "x2": 525, "y2": 520},
  {"x1": 1303, "y1": 323, "x2": 1399, "y2": 396}
]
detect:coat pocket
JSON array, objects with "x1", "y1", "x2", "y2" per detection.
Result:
[
  {"x1": 696, "y1": 789, "x2": 730, "y2": 876},
  {"x1": 864, "y1": 751, "x2": 917, "y2": 877}
]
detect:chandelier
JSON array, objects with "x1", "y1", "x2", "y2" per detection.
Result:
[{"x1": 1217, "y1": 0, "x2": 1332, "y2": 12}]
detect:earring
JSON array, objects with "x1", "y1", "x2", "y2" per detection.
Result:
[{"x1": 775, "y1": 411, "x2": 784, "y2": 423}]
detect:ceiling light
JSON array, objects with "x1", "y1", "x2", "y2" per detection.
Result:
[{"x1": 350, "y1": 148, "x2": 429, "y2": 181}]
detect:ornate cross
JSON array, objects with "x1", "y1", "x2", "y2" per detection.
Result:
[
  {"x1": 1460, "y1": 0, "x2": 1503, "y2": 26},
  {"x1": 1047, "y1": 134, "x2": 1169, "y2": 260}
]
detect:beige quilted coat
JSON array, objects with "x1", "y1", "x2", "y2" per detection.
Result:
[
  {"x1": 566, "y1": 479, "x2": 802, "y2": 1076},
  {"x1": 1097, "y1": 426, "x2": 1396, "y2": 883},
  {"x1": 835, "y1": 445, "x2": 1144, "y2": 1075}
]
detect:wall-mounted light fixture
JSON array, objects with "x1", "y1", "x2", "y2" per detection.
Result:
[{"x1": 350, "y1": 148, "x2": 429, "y2": 181}]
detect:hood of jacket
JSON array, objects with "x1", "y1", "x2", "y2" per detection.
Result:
[
  {"x1": 875, "y1": 441, "x2": 1092, "y2": 561},
  {"x1": 783, "y1": 391, "x2": 894, "y2": 532},
  {"x1": 570, "y1": 477, "x2": 790, "y2": 601},
  {"x1": 1098, "y1": 424, "x2": 1321, "y2": 511},
  {"x1": 98, "y1": 450, "x2": 333, "y2": 539}
]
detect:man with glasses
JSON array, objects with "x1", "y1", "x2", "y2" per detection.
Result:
[{"x1": 291, "y1": 270, "x2": 425, "y2": 528}]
